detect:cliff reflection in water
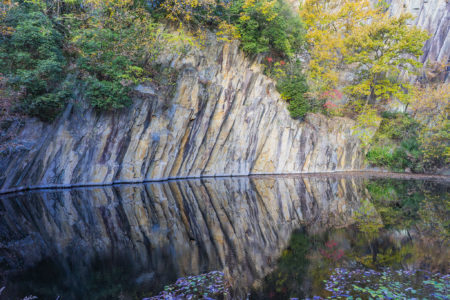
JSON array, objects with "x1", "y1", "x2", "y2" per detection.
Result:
[
  {"x1": 0, "y1": 176, "x2": 448, "y2": 299},
  {"x1": 0, "y1": 175, "x2": 364, "y2": 299}
]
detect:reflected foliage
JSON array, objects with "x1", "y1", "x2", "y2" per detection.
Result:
[
  {"x1": 0, "y1": 177, "x2": 448, "y2": 299},
  {"x1": 366, "y1": 178, "x2": 448, "y2": 235},
  {"x1": 250, "y1": 230, "x2": 310, "y2": 299},
  {"x1": 254, "y1": 178, "x2": 449, "y2": 298}
]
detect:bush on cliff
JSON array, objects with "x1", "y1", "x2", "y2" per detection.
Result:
[
  {"x1": 366, "y1": 112, "x2": 422, "y2": 172},
  {"x1": 229, "y1": 0, "x2": 305, "y2": 57},
  {"x1": 72, "y1": 2, "x2": 166, "y2": 110},
  {"x1": 274, "y1": 60, "x2": 310, "y2": 119},
  {"x1": 0, "y1": 3, "x2": 68, "y2": 121},
  {"x1": 1, "y1": 0, "x2": 177, "y2": 116}
]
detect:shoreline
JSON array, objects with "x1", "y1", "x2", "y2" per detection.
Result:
[{"x1": 1, "y1": 170, "x2": 448, "y2": 195}]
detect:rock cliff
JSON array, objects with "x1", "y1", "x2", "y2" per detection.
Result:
[
  {"x1": 387, "y1": 0, "x2": 449, "y2": 69},
  {"x1": 0, "y1": 36, "x2": 365, "y2": 193},
  {"x1": 1, "y1": 0, "x2": 447, "y2": 192}
]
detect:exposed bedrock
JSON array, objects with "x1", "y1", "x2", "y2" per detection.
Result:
[
  {"x1": 0, "y1": 37, "x2": 365, "y2": 192},
  {"x1": 387, "y1": 0, "x2": 449, "y2": 69},
  {"x1": 2, "y1": 0, "x2": 448, "y2": 192}
]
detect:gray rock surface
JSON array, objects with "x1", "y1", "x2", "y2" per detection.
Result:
[
  {"x1": 387, "y1": 0, "x2": 449, "y2": 68},
  {"x1": 0, "y1": 38, "x2": 365, "y2": 193},
  {"x1": 1, "y1": 0, "x2": 447, "y2": 192}
]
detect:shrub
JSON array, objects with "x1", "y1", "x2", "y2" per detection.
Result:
[
  {"x1": 366, "y1": 113, "x2": 422, "y2": 172},
  {"x1": 84, "y1": 78, "x2": 131, "y2": 110},
  {"x1": 263, "y1": 59, "x2": 309, "y2": 119},
  {"x1": 277, "y1": 71, "x2": 309, "y2": 119},
  {"x1": 366, "y1": 146, "x2": 394, "y2": 168},
  {"x1": 24, "y1": 88, "x2": 71, "y2": 121},
  {"x1": 72, "y1": 5, "x2": 164, "y2": 110},
  {"x1": 0, "y1": 4, "x2": 68, "y2": 120},
  {"x1": 231, "y1": 0, "x2": 305, "y2": 57}
]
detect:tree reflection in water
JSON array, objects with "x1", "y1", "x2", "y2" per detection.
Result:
[
  {"x1": 0, "y1": 176, "x2": 447, "y2": 299},
  {"x1": 252, "y1": 178, "x2": 448, "y2": 299}
]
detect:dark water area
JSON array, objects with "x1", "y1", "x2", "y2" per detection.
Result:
[{"x1": 0, "y1": 175, "x2": 448, "y2": 299}]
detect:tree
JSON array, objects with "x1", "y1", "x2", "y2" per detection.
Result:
[
  {"x1": 301, "y1": 0, "x2": 376, "y2": 92},
  {"x1": 72, "y1": 0, "x2": 170, "y2": 109},
  {"x1": 345, "y1": 13, "x2": 429, "y2": 105},
  {"x1": 234, "y1": 0, "x2": 305, "y2": 56},
  {"x1": 0, "y1": 2, "x2": 69, "y2": 120},
  {"x1": 411, "y1": 83, "x2": 450, "y2": 169},
  {"x1": 301, "y1": 0, "x2": 429, "y2": 106}
]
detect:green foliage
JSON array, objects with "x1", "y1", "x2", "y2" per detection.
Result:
[
  {"x1": 366, "y1": 112, "x2": 422, "y2": 172},
  {"x1": 72, "y1": 6, "x2": 164, "y2": 110},
  {"x1": 365, "y1": 179, "x2": 425, "y2": 229},
  {"x1": 231, "y1": 0, "x2": 305, "y2": 57},
  {"x1": 84, "y1": 78, "x2": 131, "y2": 110},
  {"x1": 275, "y1": 61, "x2": 310, "y2": 119},
  {"x1": 23, "y1": 86, "x2": 72, "y2": 121},
  {"x1": 0, "y1": 3, "x2": 69, "y2": 120},
  {"x1": 1, "y1": 1, "x2": 178, "y2": 119},
  {"x1": 252, "y1": 230, "x2": 310, "y2": 299}
]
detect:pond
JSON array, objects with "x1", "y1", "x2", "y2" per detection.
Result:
[{"x1": 0, "y1": 175, "x2": 448, "y2": 299}]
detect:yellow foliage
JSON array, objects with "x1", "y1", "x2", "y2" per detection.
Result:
[
  {"x1": 158, "y1": 0, "x2": 238, "y2": 46},
  {"x1": 160, "y1": 0, "x2": 215, "y2": 24},
  {"x1": 240, "y1": 0, "x2": 278, "y2": 23},
  {"x1": 411, "y1": 83, "x2": 450, "y2": 124},
  {"x1": 352, "y1": 105, "x2": 382, "y2": 146},
  {"x1": 0, "y1": 0, "x2": 16, "y2": 36},
  {"x1": 216, "y1": 21, "x2": 240, "y2": 42},
  {"x1": 85, "y1": 0, "x2": 133, "y2": 8},
  {"x1": 411, "y1": 83, "x2": 450, "y2": 166},
  {"x1": 300, "y1": 0, "x2": 377, "y2": 90},
  {"x1": 301, "y1": 0, "x2": 429, "y2": 106},
  {"x1": 260, "y1": 0, "x2": 278, "y2": 21}
]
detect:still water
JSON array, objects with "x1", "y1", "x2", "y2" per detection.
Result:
[{"x1": 0, "y1": 175, "x2": 448, "y2": 299}]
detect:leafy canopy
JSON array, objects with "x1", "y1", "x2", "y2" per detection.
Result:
[
  {"x1": 301, "y1": 0, "x2": 429, "y2": 105},
  {"x1": 72, "y1": 1, "x2": 166, "y2": 109},
  {"x1": 231, "y1": 0, "x2": 305, "y2": 56},
  {"x1": 0, "y1": 3, "x2": 68, "y2": 120}
]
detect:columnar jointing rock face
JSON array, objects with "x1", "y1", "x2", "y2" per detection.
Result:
[
  {"x1": 0, "y1": 36, "x2": 365, "y2": 192},
  {"x1": 0, "y1": 176, "x2": 365, "y2": 298},
  {"x1": 387, "y1": 0, "x2": 449, "y2": 68}
]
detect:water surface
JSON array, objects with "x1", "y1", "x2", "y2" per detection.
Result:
[{"x1": 0, "y1": 175, "x2": 448, "y2": 299}]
